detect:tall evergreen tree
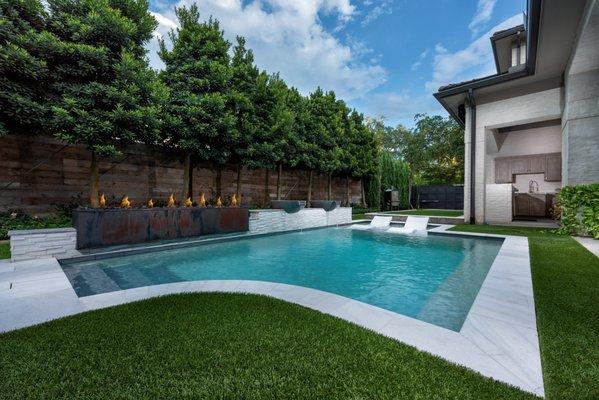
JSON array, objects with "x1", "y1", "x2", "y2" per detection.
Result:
[
  {"x1": 306, "y1": 88, "x2": 343, "y2": 200},
  {"x1": 159, "y1": 4, "x2": 234, "y2": 198},
  {"x1": 47, "y1": 0, "x2": 162, "y2": 207},
  {"x1": 0, "y1": 0, "x2": 50, "y2": 135},
  {"x1": 229, "y1": 36, "x2": 259, "y2": 198}
]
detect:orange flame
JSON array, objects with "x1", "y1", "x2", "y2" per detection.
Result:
[
  {"x1": 183, "y1": 197, "x2": 193, "y2": 207},
  {"x1": 120, "y1": 196, "x2": 131, "y2": 208},
  {"x1": 167, "y1": 193, "x2": 175, "y2": 208},
  {"x1": 231, "y1": 193, "x2": 238, "y2": 207},
  {"x1": 216, "y1": 197, "x2": 223, "y2": 208},
  {"x1": 147, "y1": 199, "x2": 154, "y2": 208},
  {"x1": 99, "y1": 193, "x2": 106, "y2": 208},
  {"x1": 198, "y1": 193, "x2": 206, "y2": 207}
]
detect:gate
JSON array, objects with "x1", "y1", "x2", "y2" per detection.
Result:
[{"x1": 410, "y1": 184, "x2": 463, "y2": 210}]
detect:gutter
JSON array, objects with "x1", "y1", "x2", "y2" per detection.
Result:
[{"x1": 467, "y1": 89, "x2": 476, "y2": 224}]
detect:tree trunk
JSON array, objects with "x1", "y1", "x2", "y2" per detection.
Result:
[
  {"x1": 236, "y1": 164, "x2": 242, "y2": 198},
  {"x1": 276, "y1": 162, "x2": 283, "y2": 200},
  {"x1": 182, "y1": 153, "x2": 191, "y2": 199},
  {"x1": 346, "y1": 176, "x2": 350, "y2": 206},
  {"x1": 327, "y1": 172, "x2": 332, "y2": 201},
  {"x1": 89, "y1": 150, "x2": 99, "y2": 208},
  {"x1": 307, "y1": 170, "x2": 313, "y2": 205},
  {"x1": 264, "y1": 169, "x2": 270, "y2": 205},
  {"x1": 360, "y1": 178, "x2": 367, "y2": 207},
  {"x1": 216, "y1": 165, "x2": 222, "y2": 197}
]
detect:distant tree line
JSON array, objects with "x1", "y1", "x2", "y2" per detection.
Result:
[{"x1": 0, "y1": 0, "x2": 463, "y2": 210}]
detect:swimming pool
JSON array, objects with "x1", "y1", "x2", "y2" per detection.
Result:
[{"x1": 61, "y1": 227, "x2": 503, "y2": 331}]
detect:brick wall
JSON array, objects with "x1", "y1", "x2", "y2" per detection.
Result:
[{"x1": 0, "y1": 135, "x2": 363, "y2": 214}]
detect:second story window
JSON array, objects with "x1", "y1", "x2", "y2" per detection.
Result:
[{"x1": 511, "y1": 38, "x2": 526, "y2": 67}]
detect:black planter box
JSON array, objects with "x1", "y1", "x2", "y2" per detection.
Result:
[
  {"x1": 270, "y1": 200, "x2": 307, "y2": 213},
  {"x1": 309, "y1": 200, "x2": 341, "y2": 211},
  {"x1": 73, "y1": 207, "x2": 249, "y2": 249}
]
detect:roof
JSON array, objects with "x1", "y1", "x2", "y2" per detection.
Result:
[{"x1": 433, "y1": 0, "x2": 542, "y2": 126}]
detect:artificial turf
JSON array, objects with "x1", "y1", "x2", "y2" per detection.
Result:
[
  {"x1": 450, "y1": 224, "x2": 599, "y2": 400},
  {"x1": 0, "y1": 242, "x2": 9, "y2": 259},
  {"x1": 1, "y1": 226, "x2": 597, "y2": 399},
  {"x1": 0, "y1": 293, "x2": 535, "y2": 400},
  {"x1": 386, "y1": 209, "x2": 463, "y2": 217}
]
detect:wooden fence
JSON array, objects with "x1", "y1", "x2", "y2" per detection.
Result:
[{"x1": 0, "y1": 135, "x2": 362, "y2": 214}]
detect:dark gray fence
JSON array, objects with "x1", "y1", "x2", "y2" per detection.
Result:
[{"x1": 410, "y1": 184, "x2": 463, "y2": 210}]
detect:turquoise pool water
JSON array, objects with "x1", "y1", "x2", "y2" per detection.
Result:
[{"x1": 61, "y1": 228, "x2": 503, "y2": 331}]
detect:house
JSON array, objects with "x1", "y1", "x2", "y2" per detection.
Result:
[{"x1": 434, "y1": 0, "x2": 599, "y2": 224}]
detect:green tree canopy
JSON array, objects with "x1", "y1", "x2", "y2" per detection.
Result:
[
  {"x1": 382, "y1": 114, "x2": 464, "y2": 186},
  {"x1": 0, "y1": 0, "x2": 50, "y2": 135},
  {"x1": 158, "y1": 4, "x2": 235, "y2": 197},
  {"x1": 45, "y1": 0, "x2": 162, "y2": 206}
]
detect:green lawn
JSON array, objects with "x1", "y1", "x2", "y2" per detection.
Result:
[
  {"x1": 385, "y1": 209, "x2": 463, "y2": 217},
  {"x1": 450, "y1": 225, "x2": 599, "y2": 400},
  {"x1": 1, "y1": 226, "x2": 597, "y2": 399},
  {"x1": 0, "y1": 293, "x2": 534, "y2": 400},
  {"x1": 0, "y1": 242, "x2": 9, "y2": 259},
  {"x1": 352, "y1": 213, "x2": 366, "y2": 220}
]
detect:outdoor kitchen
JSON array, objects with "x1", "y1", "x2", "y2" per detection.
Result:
[{"x1": 484, "y1": 120, "x2": 562, "y2": 223}]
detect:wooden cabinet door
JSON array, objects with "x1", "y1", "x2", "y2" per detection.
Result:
[
  {"x1": 529, "y1": 155, "x2": 546, "y2": 173},
  {"x1": 511, "y1": 157, "x2": 528, "y2": 174},
  {"x1": 530, "y1": 196, "x2": 546, "y2": 216},
  {"x1": 514, "y1": 195, "x2": 530, "y2": 216},
  {"x1": 495, "y1": 158, "x2": 512, "y2": 183},
  {"x1": 545, "y1": 153, "x2": 562, "y2": 181}
]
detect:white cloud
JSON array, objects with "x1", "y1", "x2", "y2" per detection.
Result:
[
  {"x1": 410, "y1": 49, "x2": 429, "y2": 71},
  {"x1": 425, "y1": 14, "x2": 522, "y2": 93},
  {"x1": 355, "y1": 90, "x2": 444, "y2": 126},
  {"x1": 468, "y1": 0, "x2": 497, "y2": 36},
  {"x1": 361, "y1": 0, "x2": 393, "y2": 27},
  {"x1": 147, "y1": 0, "x2": 386, "y2": 100}
]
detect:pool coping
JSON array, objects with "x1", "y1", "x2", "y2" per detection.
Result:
[{"x1": 0, "y1": 224, "x2": 544, "y2": 397}]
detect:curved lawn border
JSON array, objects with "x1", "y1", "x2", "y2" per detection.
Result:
[{"x1": 0, "y1": 227, "x2": 543, "y2": 396}]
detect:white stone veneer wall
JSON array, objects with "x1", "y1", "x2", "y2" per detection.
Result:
[
  {"x1": 9, "y1": 228, "x2": 78, "y2": 262},
  {"x1": 484, "y1": 184, "x2": 513, "y2": 223},
  {"x1": 249, "y1": 207, "x2": 352, "y2": 235}
]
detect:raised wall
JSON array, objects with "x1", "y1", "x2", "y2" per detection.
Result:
[
  {"x1": 0, "y1": 135, "x2": 362, "y2": 214},
  {"x1": 562, "y1": 0, "x2": 599, "y2": 185}
]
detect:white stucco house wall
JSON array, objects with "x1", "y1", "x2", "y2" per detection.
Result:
[{"x1": 434, "y1": 0, "x2": 599, "y2": 224}]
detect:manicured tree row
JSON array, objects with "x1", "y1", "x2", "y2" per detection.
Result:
[{"x1": 0, "y1": 1, "x2": 380, "y2": 207}]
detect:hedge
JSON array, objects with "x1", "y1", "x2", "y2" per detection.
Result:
[{"x1": 557, "y1": 184, "x2": 599, "y2": 239}]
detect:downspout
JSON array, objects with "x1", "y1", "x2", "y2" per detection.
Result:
[{"x1": 467, "y1": 89, "x2": 476, "y2": 224}]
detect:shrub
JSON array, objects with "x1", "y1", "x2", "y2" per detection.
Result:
[
  {"x1": 556, "y1": 184, "x2": 599, "y2": 239},
  {"x1": 0, "y1": 210, "x2": 72, "y2": 240}
]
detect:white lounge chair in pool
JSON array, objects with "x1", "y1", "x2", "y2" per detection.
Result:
[
  {"x1": 387, "y1": 216, "x2": 429, "y2": 235},
  {"x1": 351, "y1": 215, "x2": 393, "y2": 230}
]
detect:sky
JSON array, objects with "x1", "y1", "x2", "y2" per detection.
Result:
[{"x1": 147, "y1": 0, "x2": 526, "y2": 127}]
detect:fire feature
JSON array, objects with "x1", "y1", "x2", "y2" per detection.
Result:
[{"x1": 120, "y1": 196, "x2": 131, "y2": 208}]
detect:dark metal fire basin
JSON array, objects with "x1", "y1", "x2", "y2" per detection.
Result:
[{"x1": 73, "y1": 207, "x2": 249, "y2": 249}]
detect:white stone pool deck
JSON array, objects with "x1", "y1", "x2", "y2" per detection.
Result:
[{"x1": 0, "y1": 225, "x2": 544, "y2": 397}]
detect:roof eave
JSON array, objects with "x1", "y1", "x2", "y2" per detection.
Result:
[{"x1": 433, "y1": 0, "x2": 541, "y2": 125}]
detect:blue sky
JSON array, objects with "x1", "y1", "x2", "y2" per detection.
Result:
[{"x1": 148, "y1": 0, "x2": 525, "y2": 127}]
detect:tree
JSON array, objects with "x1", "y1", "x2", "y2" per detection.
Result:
[
  {"x1": 48, "y1": 0, "x2": 161, "y2": 207},
  {"x1": 390, "y1": 114, "x2": 463, "y2": 190},
  {"x1": 349, "y1": 111, "x2": 379, "y2": 206},
  {"x1": 229, "y1": 36, "x2": 259, "y2": 198},
  {"x1": 159, "y1": 4, "x2": 234, "y2": 198},
  {"x1": 413, "y1": 114, "x2": 463, "y2": 184},
  {"x1": 306, "y1": 88, "x2": 343, "y2": 200},
  {"x1": 0, "y1": 0, "x2": 50, "y2": 135}
]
